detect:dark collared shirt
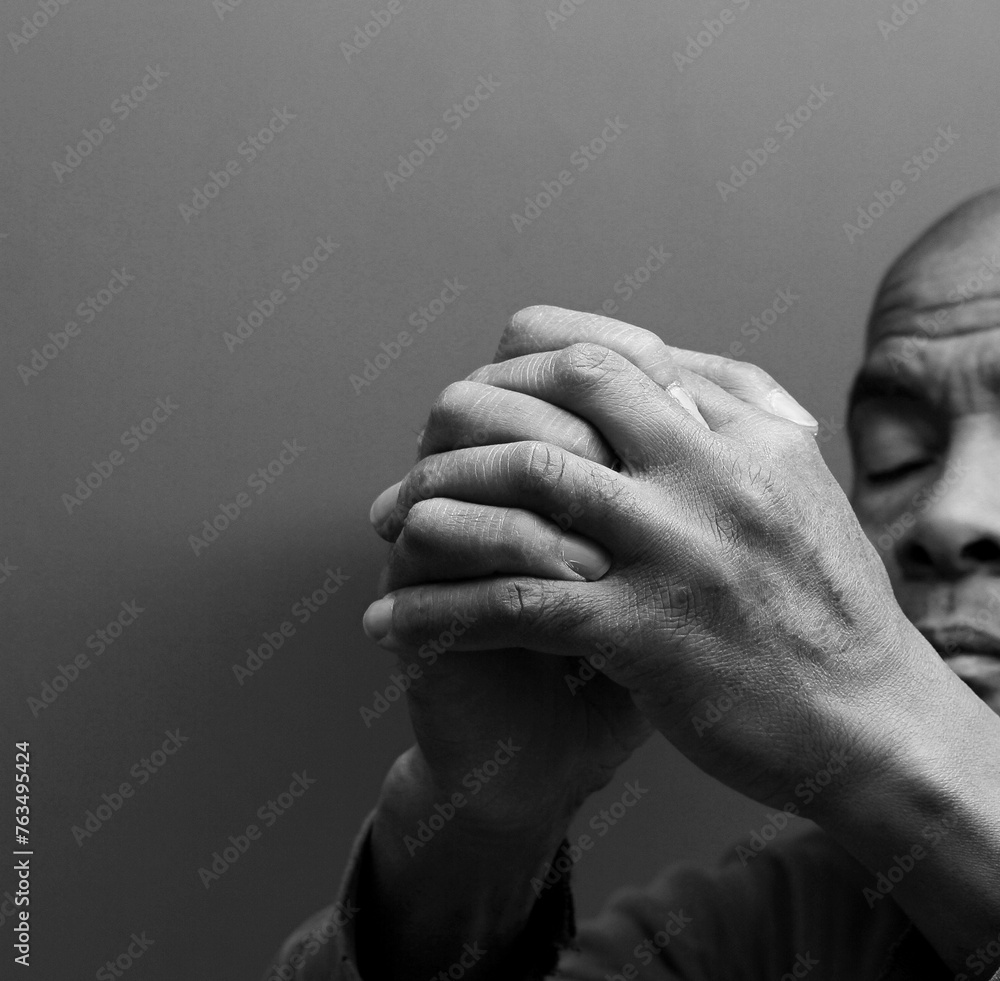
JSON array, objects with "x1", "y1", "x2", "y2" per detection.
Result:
[{"x1": 263, "y1": 813, "x2": 1000, "y2": 981}]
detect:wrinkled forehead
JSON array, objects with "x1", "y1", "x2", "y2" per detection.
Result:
[
  {"x1": 868, "y1": 239, "x2": 1000, "y2": 350},
  {"x1": 866, "y1": 188, "x2": 1000, "y2": 348},
  {"x1": 856, "y1": 211, "x2": 1000, "y2": 413}
]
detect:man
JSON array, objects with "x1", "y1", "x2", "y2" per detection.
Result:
[{"x1": 267, "y1": 189, "x2": 1000, "y2": 980}]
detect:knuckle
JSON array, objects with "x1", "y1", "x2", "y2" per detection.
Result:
[
  {"x1": 660, "y1": 581, "x2": 702, "y2": 636},
  {"x1": 635, "y1": 576, "x2": 702, "y2": 642},
  {"x1": 553, "y1": 342, "x2": 618, "y2": 388},
  {"x1": 710, "y1": 457, "x2": 788, "y2": 545},
  {"x1": 492, "y1": 577, "x2": 598, "y2": 636},
  {"x1": 509, "y1": 440, "x2": 567, "y2": 493},
  {"x1": 708, "y1": 510, "x2": 742, "y2": 550},
  {"x1": 587, "y1": 463, "x2": 638, "y2": 516},
  {"x1": 493, "y1": 578, "x2": 549, "y2": 629}
]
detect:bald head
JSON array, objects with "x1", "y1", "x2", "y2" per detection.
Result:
[{"x1": 868, "y1": 185, "x2": 1000, "y2": 349}]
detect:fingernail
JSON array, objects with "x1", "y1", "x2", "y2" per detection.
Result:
[
  {"x1": 369, "y1": 481, "x2": 402, "y2": 526},
  {"x1": 768, "y1": 389, "x2": 819, "y2": 431},
  {"x1": 666, "y1": 383, "x2": 709, "y2": 428},
  {"x1": 363, "y1": 597, "x2": 394, "y2": 642},
  {"x1": 561, "y1": 533, "x2": 612, "y2": 581}
]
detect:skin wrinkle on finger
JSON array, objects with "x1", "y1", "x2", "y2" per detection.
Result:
[
  {"x1": 391, "y1": 442, "x2": 645, "y2": 549},
  {"x1": 419, "y1": 382, "x2": 614, "y2": 465},
  {"x1": 552, "y1": 343, "x2": 634, "y2": 402},
  {"x1": 381, "y1": 577, "x2": 597, "y2": 655},
  {"x1": 464, "y1": 384, "x2": 511, "y2": 437},
  {"x1": 482, "y1": 388, "x2": 611, "y2": 462},
  {"x1": 385, "y1": 500, "x2": 594, "y2": 592},
  {"x1": 524, "y1": 441, "x2": 569, "y2": 497},
  {"x1": 492, "y1": 576, "x2": 607, "y2": 642}
]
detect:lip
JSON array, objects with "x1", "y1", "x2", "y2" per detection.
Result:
[{"x1": 916, "y1": 623, "x2": 1000, "y2": 660}]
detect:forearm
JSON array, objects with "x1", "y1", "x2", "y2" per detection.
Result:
[
  {"x1": 356, "y1": 747, "x2": 575, "y2": 981},
  {"x1": 817, "y1": 623, "x2": 1000, "y2": 977}
]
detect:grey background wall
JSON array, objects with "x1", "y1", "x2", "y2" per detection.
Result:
[{"x1": 3, "y1": 0, "x2": 1000, "y2": 977}]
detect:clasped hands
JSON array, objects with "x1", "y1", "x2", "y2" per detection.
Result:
[{"x1": 361, "y1": 305, "x2": 927, "y2": 821}]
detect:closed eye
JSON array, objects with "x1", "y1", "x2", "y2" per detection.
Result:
[
  {"x1": 864, "y1": 458, "x2": 934, "y2": 485},
  {"x1": 849, "y1": 395, "x2": 943, "y2": 490}
]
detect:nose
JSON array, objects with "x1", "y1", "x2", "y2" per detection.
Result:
[{"x1": 894, "y1": 454, "x2": 1000, "y2": 580}]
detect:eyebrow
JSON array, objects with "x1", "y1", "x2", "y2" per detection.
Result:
[{"x1": 847, "y1": 367, "x2": 930, "y2": 407}]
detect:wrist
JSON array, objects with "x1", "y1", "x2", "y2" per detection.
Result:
[
  {"x1": 812, "y1": 621, "x2": 1000, "y2": 972},
  {"x1": 365, "y1": 747, "x2": 577, "y2": 979},
  {"x1": 374, "y1": 746, "x2": 574, "y2": 878},
  {"x1": 812, "y1": 616, "x2": 997, "y2": 829},
  {"x1": 379, "y1": 745, "x2": 578, "y2": 847}
]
